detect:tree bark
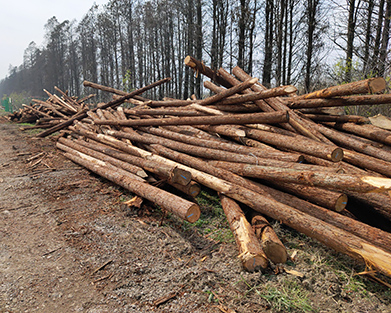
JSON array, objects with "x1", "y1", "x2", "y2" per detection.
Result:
[{"x1": 219, "y1": 194, "x2": 269, "y2": 271}]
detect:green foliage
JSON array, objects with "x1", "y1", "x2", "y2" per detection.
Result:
[
  {"x1": 5, "y1": 92, "x2": 33, "y2": 111},
  {"x1": 122, "y1": 69, "x2": 133, "y2": 93}
]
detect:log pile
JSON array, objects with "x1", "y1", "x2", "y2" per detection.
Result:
[
  {"x1": 11, "y1": 57, "x2": 391, "y2": 278},
  {"x1": 7, "y1": 86, "x2": 96, "y2": 129}
]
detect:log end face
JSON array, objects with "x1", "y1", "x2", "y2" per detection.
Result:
[
  {"x1": 331, "y1": 148, "x2": 344, "y2": 162},
  {"x1": 262, "y1": 241, "x2": 288, "y2": 264},
  {"x1": 188, "y1": 183, "x2": 201, "y2": 198},
  {"x1": 370, "y1": 77, "x2": 386, "y2": 94},
  {"x1": 186, "y1": 204, "x2": 201, "y2": 223},
  {"x1": 335, "y1": 194, "x2": 348, "y2": 212},
  {"x1": 242, "y1": 255, "x2": 269, "y2": 272},
  {"x1": 184, "y1": 56, "x2": 196, "y2": 67}
]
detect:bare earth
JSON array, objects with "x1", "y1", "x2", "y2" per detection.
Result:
[{"x1": 0, "y1": 121, "x2": 390, "y2": 313}]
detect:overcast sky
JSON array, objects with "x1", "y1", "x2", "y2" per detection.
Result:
[{"x1": 0, "y1": 0, "x2": 109, "y2": 80}]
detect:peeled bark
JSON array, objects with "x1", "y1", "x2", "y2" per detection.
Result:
[
  {"x1": 250, "y1": 213, "x2": 288, "y2": 264},
  {"x1": 219, "y1": 194, "x2": 269, "y2": 271},
  {"x1": 333, "y1": 122, "x2": 391, "y2": 146}
]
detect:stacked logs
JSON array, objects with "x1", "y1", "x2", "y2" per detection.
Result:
[
  {"x1": 31, "y1": 57, "x2": 391, "y2": 277},
  {"x1": 7, "y1": 86, "x2": 95, "y2": 130}
]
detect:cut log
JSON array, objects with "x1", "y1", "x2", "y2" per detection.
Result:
[
  {"x1": 94, "y1": 110, "x2": 289, "y2": 127},
  {"x1": 149, "y1": 144, "x2": 391, "y2": 275},
  {"x1": 286, "y1": 94, "x2": 391, "y2": 109},
  {"x1": 250, "y1": 213, "x2": 288, "y2": 264},
  {"x1": 333, "y1": 122, "x2": 391, "y2": 146},
  {"x1": 219, "y1": 194, "x2": 269, "y2": 271},
  {"x1": 304, "y1": 114, "x2": 369, "y2": 123},
  {"x1": 60, "y1": 148, "x2": 200, "y2": 223},
  {"x1": 242, "y1": 127, "x2": 344, "y2": 162},
  {"x1": 294, "y1": 77, "x2": 386, "y2": 100}
]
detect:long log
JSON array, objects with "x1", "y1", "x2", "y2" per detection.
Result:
[
  {"x1": 304, "y1": 114, "x2": 369, "y2": 123},
  {"x1": 149, "y1": 144, "x2": 391, "y2": 276},
  {"x1": 57, "y1": 138, "x2": 148, "y2": 178},
  {"x1": 231, "y1": 66, "x2": 332, "y2": 144},
  {"x1": 312, "y1": 122, "x2": 391, "y2": 163},
  {"x1": 138, "y1": 126, "x2": 303, "y2": 162},
  {"x1": 204, "y1": 161, "x2": 391, "y2": 194},
  {"x1": 94, "y1": 110, "x2": 289, "y2": 127},
  {"x1": 242, "y1": 127, "x2": 344, "y2": 162},
  {"x1": 333, "y1": 122, "x2": 391, "y2": 146},
  {"x1": 250, "y1": 212, "x2": 288, "y2": 264},
  {"x1": 105, "y1": 128, "x2": 302, "y2": 164},
  {"x1": 219, "y1": 194, "x2": 269, "y2": 271},
  {"x1": 61, "y1": 149, "x2": 200, "y2": 223},
  {"x1": 294, "y1": 77, "x2": 386, "y2": 100}
]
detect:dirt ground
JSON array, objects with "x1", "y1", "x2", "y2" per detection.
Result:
[{"x1": 1, "y1": 120, "x2": 391, "y2": 313}]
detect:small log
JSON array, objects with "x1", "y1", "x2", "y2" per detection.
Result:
[
  {"x1": 219, "y1": 194, "x2": 269, "y2": 271},
  {"x1": 61, "y1": 149, "x2": 200, "y2": 223},
  {"x1": 250, "y1": 213, "x2": 288, "y2": 264},
  {"x1": 94, "y1": 110, "x2": 289, "y2": 127},
  {"x1": 294, "y1": 77, "x2": 386, "y2": 100},
  {"x1": 124, "y1": 108, "x2": 202, "y2": 117},
  {"x1": 32, "y1": 99, "x2": 68, "y2": 118},
  {"x1": 286, "y1": 94, "x2": 391, "y2": 109},
  {"x1": 243, "y1": 127, "x2": 344, "y2": 162}
]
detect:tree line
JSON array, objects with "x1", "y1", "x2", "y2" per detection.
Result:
[{"x1": 1, "y1": 0, "x2": 390, "y2": 102}]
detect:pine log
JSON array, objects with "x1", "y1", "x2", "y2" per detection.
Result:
[
  {"x1": 250, "y1": 213, "x2": 288, "y2": 264},
  {"x1": 138, "y1": 126, "x2": 303, "y2": 162},
  {"x1": 231, "y1": 66, "x2": 332, "y2": 143},
  {"x1": 124, "y1": 108, "x2": 202, "y2": 117},
  {"x1": 149, "y1": 144, "x2": 391, "y2": 275},
  {"x1": 286, "y1": 94, "x2": 391, "y2": 108},
  {"x1": 94, "y1": 110, "x2": 289, "y2": 127},
  {"x1": 312, "y1": 122, "x2": 391, "y2": 163},
  {"x1": 184, "y1": 55, "x2": 232, "y2": 88},
  {"x1": 219, "y1": 194, "x2": 269, "y2": 271},
  {"x1": 61, "y1": 149, "x2": 200, "y2": 223},
  {"x1": 295, "y1": 77, "x2": 386, "y2": 100},
  {"x1": 57, "y1": 138, "x2": 148, "y2": 178},
  {"x1": 32, "y1": 99, "x2": 68, "y2": 118},
  {"x1": 43, "y1": 89, "x2": 78, "y2": 113},
  {"x1": 105, "y1": 128, "x2": 302, "y2": 163},
  {"x1": 304, "y1": 114, "x2": 369, "y2": 123},
  {"x1": 333, "y1": 122, "x2": 391, "y2": 146},
  {"x1": 205, "y1": 161, "x2": 391, "y2": 194},
  {"x1": 242, "y1": 127, "x2": 344, "y2": 162},
  {"x1": 198, "y1": 78, "x2": 258, "y2": 106},
  {"x1": 73, "y1": 137, "x2": 192, "y2": 186}
]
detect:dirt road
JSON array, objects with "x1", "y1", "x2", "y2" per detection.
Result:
[{"x1": 1, "y1": 121, "x2": 390, "y2": 313}]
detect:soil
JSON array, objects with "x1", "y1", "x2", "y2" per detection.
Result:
[{"x1": 0, "y1": 120, "x2": 390, "y2": 313}]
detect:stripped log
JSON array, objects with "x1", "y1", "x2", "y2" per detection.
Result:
[
  {"x1": 242, "y1": 127, "x2": 344, "y2": 162},
  {"x1": 304, "y1": 114, "x2": 369, "y2": 123},
  {"x1": 94, "y1": 110, "x2": 289, "y2": 127},
  {"x1": 286, "y1": 94, "x2": 391, "y2": 108},
  {"x1": 219, "y1": 194, "x2": 269, "y2": 271},
  {"x1": 250, "y1": 213, "x2": 288, "y2": 264},
  {"x1": 294, "y1": 77, "x2": 386, "y2": 100},
  {"x1": 59, "y1": 148, "x2": 200, "y2": 223},
  {"x1": 149, "y1": 144, "x2": 391, "y2": 276}
]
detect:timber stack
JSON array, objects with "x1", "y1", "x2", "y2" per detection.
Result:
[
  {"x1": 9, "y1": 56, "x2": 391, "y2": 279},
  {"x1": 7, "y1": 86, "x2": 96, "y2": 130}
]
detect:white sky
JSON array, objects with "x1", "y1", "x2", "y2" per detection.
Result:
[{"x1": 0, "y1": 0, "x2": 109, "y2": 80}]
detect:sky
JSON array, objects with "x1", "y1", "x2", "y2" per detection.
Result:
[{"x1": 0, "y1": 0, "x2": 109, "y2": 80}]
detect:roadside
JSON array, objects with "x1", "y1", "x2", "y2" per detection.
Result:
[{"x1": 0, "y1": 120, "x2": 390, "y2": 313}]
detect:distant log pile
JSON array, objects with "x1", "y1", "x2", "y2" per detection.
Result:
[
  {"x1": 8, "y1": 56, "x2": 391, "y2": 278},
  {"x1": 7, "y1": 86, "x2": 96, "y2": 129}
]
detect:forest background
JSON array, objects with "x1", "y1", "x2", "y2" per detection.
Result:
[{"x1": 0, "y1": 0, "x2": 390, "y2": 112}]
